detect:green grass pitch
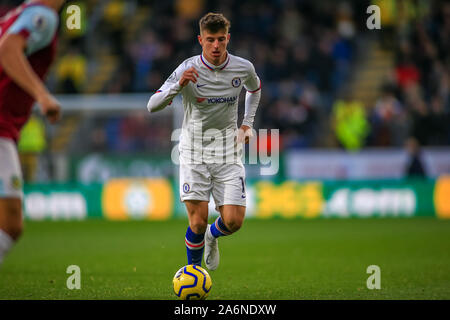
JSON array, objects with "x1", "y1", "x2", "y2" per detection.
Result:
[{"x1": 0, "y1": 218, "x2": 449, "y2": 299}]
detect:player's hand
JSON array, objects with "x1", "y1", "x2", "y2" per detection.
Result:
[
  {"x1": 37, "y1": 93, "x2": 61, "y2": 124},
  {"x1": 179, "y1": 67, "x2": 199, "y2": 87},
  {"x1": 237, "y1": 125, "x2": 253, "y2": 144}
]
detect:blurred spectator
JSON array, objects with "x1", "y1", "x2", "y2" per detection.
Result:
[
  {"x1": 309, "y1": 30, "x2": 336, "y2": 94},
  {"x1": 175, "y1": 0, "x2": 205, "y2": 20},
  {"x1": 336, "y1": 2, "x2": 356, "y2": 40},
  {"x1": 100, "y1": 0, "x2": 127, "y2": 55},
  {"x1": 406, "y1": 85, "x2": 432, "y2": 146},
  {"x1": 55, "y1": 46, "x2": 87, "y2": 93},
  {"x1": 403, "y1": 86, "x2": 450, "y2": 147},
  {"x1": 279, "y1": 7, "x2": 303, "y2": 43},
  {"x1": 404, "y1": 137, "x2": 427, "y2": 178},
  {"x1": 129, "y1": 30, "x2": 161, "y2": 92},
  {"x1": 374, "y1": 0, "x2": 396, "y2": 49},
  {"x1": 428, "y1": 94, "x2": 450, "y2": 145},
  {"x1": 395, "y1": 54, "x2": 420, "y2": 90},
  {"x1": 369, "y1": 83, "x2": 407, "y2": 146},
  {"x1": 332, "y1": 93, "x2": 369, "y2": 151},
  {"x1": 17, "y1": 115, "x2": 47, "y2": 182}
]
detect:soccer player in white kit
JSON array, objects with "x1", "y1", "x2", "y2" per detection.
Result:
[{"x1": 147, "y1": 13, "x2": 261, "y2": 271}]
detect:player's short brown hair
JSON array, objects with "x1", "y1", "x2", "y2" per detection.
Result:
[{"x1": 199, "y1": 12, "x2": 230, "y2": 34}]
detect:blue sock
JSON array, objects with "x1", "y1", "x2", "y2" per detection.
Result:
[
  {"x1": 210, "y1": 217, "x2": 232, "y2": 238},
  {"x1": 185, "y1": 226, "x2": 205, "y2": 266}
]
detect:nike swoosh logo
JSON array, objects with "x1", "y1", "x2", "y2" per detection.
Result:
[
  {"x1": 206, "y1": 255, "x2": 211, "y2": 264},
  {"x1": 196, "y1": 84, "x2": 207, "y2": 88}
]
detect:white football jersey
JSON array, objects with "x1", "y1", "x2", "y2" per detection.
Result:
[{"x1": 152, "y1": 52, "x2": 261, "y2": 164}]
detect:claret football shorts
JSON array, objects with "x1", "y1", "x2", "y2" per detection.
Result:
[
  {"x1": 179, "y1": 159, "x2": 247, "y2": 210},
  {"x1": 0, "y1": 137, "x2": 23, "y2": 199}
]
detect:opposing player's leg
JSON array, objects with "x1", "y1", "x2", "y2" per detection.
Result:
[
  {"x1": 184, "y1": 200, "x2": 209, "y2": 266},
  {"x1": 0, "y1": 138, "x2": 24, "y2": 267},
  {"x1": 205, "y1": 163, "x2": 246, "y2": 270},
  {"x1": 0, "y1": 198, "x2": 23, "y2": 265}
]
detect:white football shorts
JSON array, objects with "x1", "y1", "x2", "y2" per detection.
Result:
[
  {"x1": 179, "y1": 160, "x2": 247, "y2": 210},
  {"x1": 0, "y1": 137, "x2": 23, "y2": 199}
]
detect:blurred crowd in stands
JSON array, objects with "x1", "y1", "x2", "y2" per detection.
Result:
[{"x1": 1, "y1": 0, "x2": 449, "y2": 155}]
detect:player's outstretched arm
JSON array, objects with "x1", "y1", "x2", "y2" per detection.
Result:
[
  {"x1": 147, "y1": 66, "x2": 199, "y2": 113},
  {"x1": 0, "y1": 33, "x2": 60, "y2": 123}
]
